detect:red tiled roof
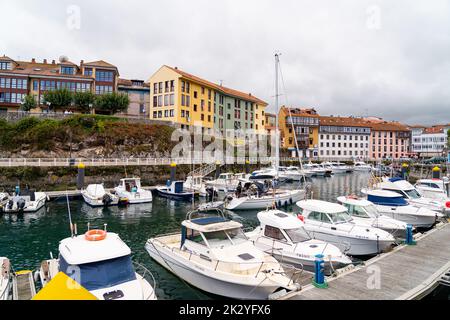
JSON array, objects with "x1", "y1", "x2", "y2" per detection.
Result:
[
  {"x1": 84, "y1": 60, "x2": 117, "y2": 69},
  {"x1": 165, "y1": 65, "x2": 268, "y2": 105},
  {"x1": 0, "y1": 60, "x2": 92, "y2": 80}
]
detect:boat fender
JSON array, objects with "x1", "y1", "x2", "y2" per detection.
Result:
[
  {"x1": 289, "y1": 198, "x2": 293, "y2": 205},
  {"x1": 298, "y1": 215, "x2": 305, "y2": 222},
  {"x1": 278, "y1": 200, "x2": 282, "y2": 208},
  {"x1": 284, "y1": 201, "x2": 288, "y2": 208}
]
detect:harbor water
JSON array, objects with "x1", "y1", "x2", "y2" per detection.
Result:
[{"x1": 1, "y1": 172, "x2": 448, "y2": 300}]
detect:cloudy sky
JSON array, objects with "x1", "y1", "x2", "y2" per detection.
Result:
[{"x1": 1, "y1": 0, "x2": 449, "y2": 125}]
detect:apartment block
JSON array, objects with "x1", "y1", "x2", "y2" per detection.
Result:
[
  {"x1": 0, "y1": 55, "x2": 119, "y2": 112},
  {"x1": 411, "y1": 124, "x2": 450, "y2": 157},
  {"x1": 147, "y1": 65, "x2": 268, "y2": 135},
  {"x1": 118, "y1": 79, "x2": 150, "y2": 117}
]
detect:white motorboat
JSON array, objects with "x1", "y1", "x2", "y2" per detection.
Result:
[
  {"x1": 184, "y1": 175, "x2": 208, "y2": 197},
  {"x1": 360, "y1": 189, "x2": 438, "y2": 228},
  {"x1": 296, "y1": 200, "x2": 395, "y2": 256},
  {"x1": 278, "y1": 166, "x2": 312, "y2": 180},
  {"x1": 249, "y1": 167, "x2": 278, "y2": 180},
  {"x1": 337, "y1": 196, "x2": 408, "y2": 238},
  {"x1": 353, "y1": 161, "x2": 373, "y2": 172},
  {"x1": 322, "y1": 162, "x2": 348, "y2": 174},
  {"x1": 145, "y1": 210, "x2": 301, "y2": 300},
  {"x1": 224, "y1": 181, "x2": 305, "y2": 211},
  {"x1": 82, "y1": 184, "x2": 119, "y2": 207},
  {"x1": 1, "y1": 257, "x2": 11, "y2": 300},
  {"x1": 38, "y1": 227, "x2": 157, "y2": 300},
  {"x1": 375, "y1": 177, "x2": 448, "y2": 217},
  {"x1": 205, "y1": 173, "x2": 240, "y2": 192},
  {"x1": 246, "y1": 209, "x2": 352, "y2": 274},
  {"x1": 415, "y1": 178, "x2": 450, "y2": 203},
  {"x1": 114, "y1": 178, "x2": 152, "y2": 204},
  {"x1": 2, "y1": 190, "x2": 47, "y2": 213},
  {"x1": 304, "y1": 163, "x2": 329, "y2": 177}
]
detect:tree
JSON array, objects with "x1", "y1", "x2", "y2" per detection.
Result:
[
  {"x1": 94, "y1": 92, "x2": 129, "y2": 115},
  {"x1": 20, "y1": 94, "x2": 37, "y2": 112},
  {"x1": 447, "y1": 129, "x2": 450, "y2": 148},
  {"x1": 73, "y1": 91, "x2": 95, "y2": 113},
  {"x1": 42, "y1": 89, "x2": 73, "y2": 110}
]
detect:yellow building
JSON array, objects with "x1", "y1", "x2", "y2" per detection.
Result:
[
  {"x1": 148, "y1": 65, "x2": 267, "y2": 135},
  {"x1": 279, "y1": 106, "x2": 320, "y2": 158}
]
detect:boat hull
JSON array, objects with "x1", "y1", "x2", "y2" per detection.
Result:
[
  {"x1": 225, "y1": 190, "x2": 305, "y2": 211},
  {"x1": 305, "y1": 230, "x2": 393, "y2": 256},
  {"x1": 156, "y1": 188, "x2": 195, "y2": 201},
  {"x1": 145, "y1": 242, "x2": 283, "y2": 300}
]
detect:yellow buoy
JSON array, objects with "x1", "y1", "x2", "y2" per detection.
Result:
[
  {"x1": 432, "y1": 166, "x2": 440, "y2": 172},
  {"x1": 77, "y1": 162, "x2": 85, "y2": 169}
]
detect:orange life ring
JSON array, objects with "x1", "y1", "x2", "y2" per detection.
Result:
[{"x1": 85, "y1": 229, "x2": 107, "y2": 241}]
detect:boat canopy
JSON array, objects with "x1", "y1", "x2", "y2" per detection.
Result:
[
  {"x1": 86, "y1": 184, "x2": 106, "y2": 198},
  {"x1": 59, "y1": 233, "x2": 131, "y2": 265},
  {"x1": 182, "y1": 217, "x2": 243, "y2": 233},
  {"x1": 366, "y1": 190, "x2": 408, "y2": 207},
  {"x1": 257, "y1": 210, "x2": 304, "y2": 230},
  {"x1": 296, "y1": 200, "x2": 348, "y2": 214}
]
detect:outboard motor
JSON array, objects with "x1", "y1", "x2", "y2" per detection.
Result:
[
  {"x1": 17, "y1": 198, "x2": 26, "y2": 211},
  {"x1": 206, "y1": 186, "x2": 218, "y2": 202},
  {"x1": 102, "y1": 194, "x2": 113, "y2": 206}
]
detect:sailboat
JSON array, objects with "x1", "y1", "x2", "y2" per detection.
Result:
[{"x1": 224, "y1": 54, "x2": 306, "y2": 211}]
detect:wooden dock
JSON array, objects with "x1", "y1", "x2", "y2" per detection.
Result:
[
  {"x1": 12, "y1": 271, "x2": 36, "y2": 300},
  {"x1": 283, "y1": 221, "x2": 450, "y2": 300}
]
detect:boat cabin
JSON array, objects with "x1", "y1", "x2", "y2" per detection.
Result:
[
  {"x1": 337, "y1": 196, "x2": 381, "y2": 219},
  {"x1": 120, "y1": 178, "x2": 142, "y2": 192},
  {"x1": 166, "y1": 180, "x2": 185, "y2": 194},
  {"x1": 256, "y1": 210, "x2": 311, "y2": 244},
  {"x1": 216, "y1": 173, "x2": 235, "y2": 181},
  {"x1": 181, "y1": 216, "x2": 247, "y2": 251},
  {"x1": 297, "y1": 200, "x2": 353, "y2": 225},
  {"x1": 57, "y1": 232, "x2": 137, "y2": 293},
  {"x1": 416, "y1": 179, "x2": 449, "y2": 195},
  {"x1": 378, "y1": 178, "x2": 422, "y2": 200}
]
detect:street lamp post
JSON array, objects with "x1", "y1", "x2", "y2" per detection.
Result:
[
  {"x1": 46, "y1": 101, "x2": 51, "y2": 113},
  {"x1": 89, "y1": 103, "x2": 93, "y2": 115}
]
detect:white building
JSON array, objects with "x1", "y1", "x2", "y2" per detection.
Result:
[
  {"x1": 411, "y1": 124, "x2": 450, "y2": 157},
  {"x1": 318, "y1": 116, "x2": 371, "y2": 160}
]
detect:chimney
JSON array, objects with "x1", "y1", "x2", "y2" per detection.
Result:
[
  {"x1": 174, "y1": 66, "x2": 178, "y2": 70},
  {"x1": 80, "y1": 60, "x2": 84, "y2": 66},
  {"x1": 52, "y1": 60, "x2": 56, "y2": 65},
  {"x1": 43, "y1": 59, "x2": 47, "y2": 64},
  {"x1": 31, "y1": 58, "x2": 36, "y2": 63}
]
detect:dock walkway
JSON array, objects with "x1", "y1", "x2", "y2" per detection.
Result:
[
  {"x1": 12, "y1": 271, "x2": 36, "y2": 300},
  {"x1": 285, "y1": 221, "x2": 450, "y2": 300}
]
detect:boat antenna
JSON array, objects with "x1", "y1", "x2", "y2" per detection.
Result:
[{"x1": 66, "y1": 192, "x2": 74, "y2": 238}]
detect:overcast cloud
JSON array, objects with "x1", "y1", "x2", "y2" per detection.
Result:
[{"x1": 1, "y1": 0, "x2": 449, "y2": 125}]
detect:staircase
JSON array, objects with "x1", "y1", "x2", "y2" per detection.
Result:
[{"x1": 187, "y1": 163, "x2": 219, "y2": 178}]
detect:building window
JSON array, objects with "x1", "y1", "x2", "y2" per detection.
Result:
[
  {"x1": 84, "y1": 69, "x2": 93, "y2": 76},
  {"x1": 96, "y1": 71, "x2": 114, "y2": 82},
  {"x1": 0, "y1": 62, "x2": 11, "y2": 70},
  {"x1": 153, "y1": 96, "x2": 158, "y2": 107},
  {"x1": 170, "y1": 94, "x2": 175, "y2": 105},
  {"x1": 95, "y1": 85, "x2": 113, "y2": 94},
  {"x1": 61, "y1": 66, "x2": 74, "y2": 75}
]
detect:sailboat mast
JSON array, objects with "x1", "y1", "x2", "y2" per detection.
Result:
[{"x1": 275, "y1": 53, "x2": 280, "y2": 172}]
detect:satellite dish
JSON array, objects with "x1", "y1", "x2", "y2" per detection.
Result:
[{"x1": 59, "y1": 55, "x2": 69, "y2": 63}]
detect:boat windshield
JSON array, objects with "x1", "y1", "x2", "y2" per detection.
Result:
[
  {"x1": 59, "y1": 254, "x2": 136, "y2": 291},
  {"x1": 404, "y1": 189, "x2": 421, "y2": 199},
  {"x1": 329, "y1": 211, "x2": 352, "y2": 224},
  {"x1": 285, "y1": 228, "x2": 311, "y2": 243},
  {"x1": 363, "y1": 204, "x2": 381, "y2": 218},
  {"x1": 203, "y1": 228, "x2": 248, "y2": 248}
]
